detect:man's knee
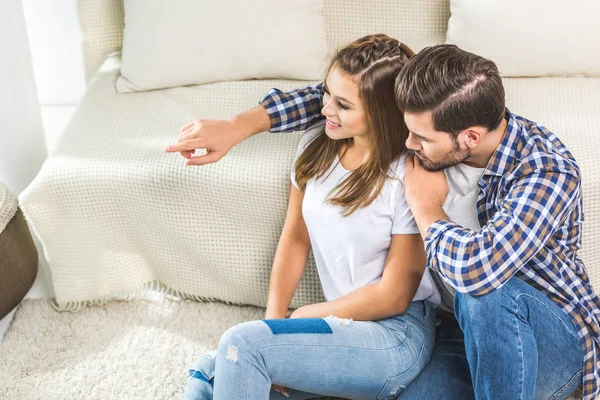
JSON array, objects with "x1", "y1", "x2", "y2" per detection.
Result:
[
  {"x1": 454, "y1": 276, "x2": 530, "y2": 317},
  {"x1": 454, "y1": 283, "x2": 516, "y2": 333}
]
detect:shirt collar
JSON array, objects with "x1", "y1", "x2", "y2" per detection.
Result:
[{"x1": 482, "y1": 109, "x2": 523, "y2": 178}]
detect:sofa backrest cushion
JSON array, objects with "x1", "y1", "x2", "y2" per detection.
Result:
[
  {"x1": 116, "y1": 0, "x2": 329, "y2": 92},
  {"x1": 77, "y1": 0, "x2": 450, "y2": 83},
  {"x1": 446, "y1": 0, "x2": 600, "y2": 77}
]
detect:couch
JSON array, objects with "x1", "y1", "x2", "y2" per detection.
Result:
[{"x1": 18, "y1": 0, "x2": 598, "y2": 398}]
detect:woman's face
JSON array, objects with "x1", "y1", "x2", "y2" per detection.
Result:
[{"x1": 321, "y1": 65, "x2": 369, "y2": 142}]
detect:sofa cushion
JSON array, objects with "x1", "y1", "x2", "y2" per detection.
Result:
[
  {"x1": 78, "y1": 0, "x2": 451, "y2": 83},
  {"x1": 116, "y1": 0, "x2": 328, "y2": 92},
  {"x1": 446, "y1": 0, "x2": 600, "y2": 77}
]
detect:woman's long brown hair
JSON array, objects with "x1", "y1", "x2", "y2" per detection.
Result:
[{"x1": 294, "y1": 34, "x2": 415, "y2": 216}]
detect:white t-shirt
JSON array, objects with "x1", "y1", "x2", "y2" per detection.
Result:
[
  {"x1": 434, "y1": 163, "x2": 484, "y2": 312},
  {"x1": 291, "y1": 121, "x2": 441, "y2": 305}
]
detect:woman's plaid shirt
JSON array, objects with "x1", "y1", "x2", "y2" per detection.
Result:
[{"x1": 259, "y1": 87, "x2": 600, "y2": 398}]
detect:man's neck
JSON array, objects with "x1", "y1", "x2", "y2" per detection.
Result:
[{"x1": 464, "y1": 117, "x2": 509, "y2": 169}]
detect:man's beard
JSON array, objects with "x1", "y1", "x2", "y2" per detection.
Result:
[{"x1": 417, "y1": 137, "x2": 471, "y2": 172}]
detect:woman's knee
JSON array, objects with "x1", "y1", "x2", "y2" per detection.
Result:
[{"x1": 217, "y1": 320, "x2": 270, "y2": 359}]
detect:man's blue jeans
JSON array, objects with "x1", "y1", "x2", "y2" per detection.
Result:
[
  {"x1": 400, "y1": 277, "x2": 584, "y2": 399},
  {"x1": 183, "y1": 300, "x2": 436, "y2": 399}
]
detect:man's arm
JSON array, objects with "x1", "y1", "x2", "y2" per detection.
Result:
[
  {"x1": 165, "y1": 84, "x2": 325, "y2": 165},
  {"x1": 259, "y1": 83, "x2": 325, "y2": 133},
  {"x1": 422, "y1": 169, "x2": 581, "y2": 296},
  {"x1": 165, "y1": 106, "x2": 270, "y2": 165}
]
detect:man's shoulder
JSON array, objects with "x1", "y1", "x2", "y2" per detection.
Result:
[{"x1": 513, "y1": 114, "x2": 580, "y2": 178}]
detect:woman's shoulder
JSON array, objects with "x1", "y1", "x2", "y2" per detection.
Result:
[
  {"x1": 383, "y1": 152, "x2": 409, "y2": 208},
  {"x1": 297, "y1": 120, "x2": 325, "y2": 148},
  {"x1": 389, "y1": 152, "x2": 409, "y2": 181},
  {"x1": 292, "y1": 120, "x2": 325, "y2": 163}
]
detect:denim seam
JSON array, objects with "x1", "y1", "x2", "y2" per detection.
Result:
[
  {"x1": 409, "y1": 313, "x2": 435, "y2": 346},
  {"x1": 513, "y1": 293, "x2": 581, "y2": 341},
  {"x1": 513, "y1": 292, "x2": 583, "y2": 399},
  {"x1": 548, "y1": 369, "x2": 583, "y2": 399},
  {"x1": 376, "y1": 344, "x2": 428, "y2": 400},
  {"x1": 514, "y1": 298, "x2": 525, "y2": 400},
  {"x1": 244, "y1": 347, "x2": 269, "y2": 399},
  {"x1": 374, "y1": 319, "x2": 411, "y2": 348},
  {"x1": 243, "y1": 351, "x2": 251, "y2": 399}
]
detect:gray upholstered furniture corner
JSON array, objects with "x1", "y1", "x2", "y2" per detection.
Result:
[{"x1": 0, "y1": 186, "x2": 38, "y2": 320}]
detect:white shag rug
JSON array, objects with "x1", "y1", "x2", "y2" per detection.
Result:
[{"x1": 0, "y1": 297, "x2": 266, "y2": 400}]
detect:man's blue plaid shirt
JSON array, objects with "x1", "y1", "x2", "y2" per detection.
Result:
[{"x1": 260, "y1": 85, "x2": 600, "y2": 399}]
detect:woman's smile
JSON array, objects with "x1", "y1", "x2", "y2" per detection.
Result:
[{"x1": 326, "y1": 119, "x2": 342, "y2": 129}]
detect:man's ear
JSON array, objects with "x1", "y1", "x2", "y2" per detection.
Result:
[{"x1": 457, "y1": 127, "x2": 485, "y2": 149}]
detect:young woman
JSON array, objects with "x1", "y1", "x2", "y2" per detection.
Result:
[{"x1": 184, "y1": 34, "x2": 439, "y2": 400}]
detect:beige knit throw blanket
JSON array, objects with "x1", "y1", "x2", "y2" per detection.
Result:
[
  {"x1": 0, "y1": 183, "x2": 18, "y2": 235},
  {"x1": 18, "y1": 57, "x2": 327, "y2": 311}
]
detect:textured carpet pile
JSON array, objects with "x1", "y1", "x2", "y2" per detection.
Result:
[{"x1": 0, "y1": 298, "x2": 265, "y2": 399}]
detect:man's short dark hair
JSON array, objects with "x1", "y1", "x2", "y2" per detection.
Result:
[{"x1": 395, "y1": 44, "x2": 505, "y2": 135}]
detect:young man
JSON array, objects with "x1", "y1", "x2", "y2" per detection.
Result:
[{"x1": 166, "y1": 45, "x2": 599, "y2": 399}]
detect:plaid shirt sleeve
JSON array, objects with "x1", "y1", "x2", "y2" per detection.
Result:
[
  {"x1": 424, "y1": 168, "x2": 581, "y2": 296},
  {"x1": 258, "y1": 83, "x2": 324, "y2": 132}
]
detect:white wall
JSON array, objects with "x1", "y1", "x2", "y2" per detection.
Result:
[
  {"x1": 0, "y1": 1, "x2": 86, "y2": 308},
  {"x1": 20, "y1": 0, "x2": 86, "y2": 299},
  {"x1": 0, "y1": 0, "x2": 47, "y2": 195},
  {"x1": 0, "y1": 2, "x2": 54, "y2": 334},
  {"x1": 22, "y1": 0, "x2": 85, "y2": 106},
  {"x1": 22, "y1": 0, "x2": 85, "y2": 152}
]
